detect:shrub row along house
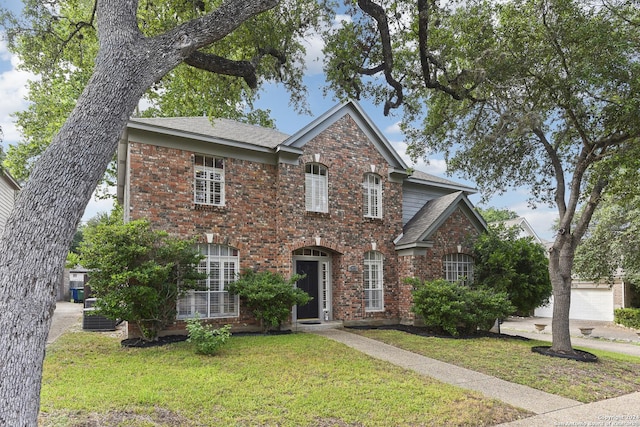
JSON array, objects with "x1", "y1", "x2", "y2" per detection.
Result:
[{"x1": 117, "y1": 101, "x2": 486, "y2": 336}]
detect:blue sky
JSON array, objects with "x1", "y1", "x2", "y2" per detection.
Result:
[{"x1": 0, "y1": 3, "x2": 559, "y2": 241}]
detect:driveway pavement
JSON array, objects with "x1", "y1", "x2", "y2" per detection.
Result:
[{"x1": 47, "y1": 300, "x2": 84, "y2": 344}]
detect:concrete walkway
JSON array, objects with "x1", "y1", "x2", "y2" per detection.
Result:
[{"x1": 312, "y1": 328, "x2": 640, "y2": 427}]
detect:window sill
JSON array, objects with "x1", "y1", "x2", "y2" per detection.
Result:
[
  {"x1": 193, "y1": 203, "x2": 226, "y2": 212},
  {"x1": 305, "y1": 211, "x2": 330, "y2": 218}
]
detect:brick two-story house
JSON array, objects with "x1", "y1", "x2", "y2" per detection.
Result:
[{"x1": 117, "y1": 100, "x2": 486, "y2": 335}]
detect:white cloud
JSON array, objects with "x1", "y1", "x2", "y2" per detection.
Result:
[
  {"x1": 0, "y1": 41, "x2": 36, "y2": 148},
  {"x1": 299, "y1": 13, "x2": 354, "y2": 76},
  {"x1": 384, "y1": 121, "x2": 402, "y2": 135},
  {"x1": 81, "y1": 193, "x2": 115, "y2": 223},
  {"x1": 390, "y1": 138, "x2": 449, "y2": 176}
]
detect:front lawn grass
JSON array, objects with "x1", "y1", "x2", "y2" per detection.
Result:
[
  {"x1": 39, "y1": 331, "x2": 529, "y2": 426},
  {"x1": 351, "y1": 329, "x2": 640, "y2": 403}
]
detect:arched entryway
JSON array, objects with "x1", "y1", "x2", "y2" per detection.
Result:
[{"x1": 293, "y1": 247, "x2": 332, "y2": 321}]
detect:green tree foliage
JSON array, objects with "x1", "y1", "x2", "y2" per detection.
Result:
[
  {"x1": 2, "y1": 0, "x2": 330, "y2": 182},
  {"x1": 574, "y1": 195, "x2": 640, "y2": 285},
  {"x1": 408, "y1": 278, "x2": 514, "y2": 336},
  {"x1": 324, "y1": 0, "x2": 640, "y2": 353},
  {"x1": 476, "y1": 207, "x2": 518, "y2": 224},
  {"x1": 473, "y1": 225, "x2": 551, "y2": 314},
  {"x1": 226, "y1": 270, "x2": 311, "y2": 332},
  {"x1": 79, "y1": 213, "x2": 203, "y2": 341}
]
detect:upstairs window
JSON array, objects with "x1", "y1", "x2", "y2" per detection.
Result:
[
  {"x1": 363, "y1": 173, "x2": 382, "y2": 218},
  {"x1": 194, "y1": 155, "x2": 224, "y2": 206},
  {"x1": 443, "y1": 253, "x2": 474, "y2": 286},
  {"x1": 364, "y1": 251, "x2": 384, "y2": 311},
  {"x1": 305, "y1": 163, "x2": 328, "y2": 213}
]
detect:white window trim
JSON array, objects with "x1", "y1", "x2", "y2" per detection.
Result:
[
  {"x1": 363, "y1": 173, "x2": 382, "y2": 219},
  {"x1": 305, "y1": 163, "x2": 328, "y2": 213},
  {"x1": 194, "y1": 155, "x2": 225, "y2": 206},
  {"x1": 443, "y1": 253, "x2": 474, "y2": 286},
  {"x1": 364, "y1": 251, "x2": 384, "y2": 312},
  {"x1": 293, "y1": 249, "x2": 332, "y2": 320},
  {"x1": 177, "y1": 244, "x2": 239, "y2": 319}
]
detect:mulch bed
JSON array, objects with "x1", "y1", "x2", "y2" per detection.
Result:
[
  {"x1": 532, "y1": 345, "x2": 599, "y2": 362},
  {"x1": 121, "y1": 329, "x2": 293, "y2": 348}
]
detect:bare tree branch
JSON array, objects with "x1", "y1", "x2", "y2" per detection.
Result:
[
  {"x1": 357, "y1": 0, "x2": 403, "y2": 115},
  {"x1": 185, "y1": 51, "x2": 258, "y2": 88}
]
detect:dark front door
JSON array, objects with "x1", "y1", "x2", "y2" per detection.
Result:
[{"x1": 296, "y1": 260, "x2": 319, "y2": 319}]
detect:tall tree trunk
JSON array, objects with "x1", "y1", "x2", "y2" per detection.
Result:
[
  {"x1": 0, "y1": 59, "x2": 149, "y2": 426},
  {"x1": 0, "y1": 0, "x2": 279, "y2": 422},
  {"x1": 549, "y1": 237, "x2": 576, "y2": 353}
]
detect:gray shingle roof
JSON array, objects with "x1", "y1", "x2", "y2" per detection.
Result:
[
  {"x1": 396, "y1": 192, "x2": 463, "y2": 246},
  {"x1": 129, "y1": 116, "x2": 290, "y2": 149},
  {"x1": 409, "y1": 170, "x2": 476, "y2": 192}
]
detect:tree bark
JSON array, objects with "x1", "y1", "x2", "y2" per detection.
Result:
[
  {"x1": 548, "y1": 236, "x2": 576, "y2": 353},
  {"x1": 0, "y1": 0, "x2": 278, "y2": 424}
]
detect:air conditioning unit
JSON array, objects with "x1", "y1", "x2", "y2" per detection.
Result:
[{"x1": 83, "y1": 299, "x2": 117, "y2": 331}]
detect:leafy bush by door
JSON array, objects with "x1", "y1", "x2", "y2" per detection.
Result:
[{"x1": 227, "y1": 270, "x2": 312, "y2": 332}]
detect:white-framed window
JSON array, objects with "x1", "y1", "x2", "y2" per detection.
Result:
[
  {"x1": 177, "y1": 244, "x2": 239, "y2": 318},
  {"x1": 305, "y1": 163, "x2": 328, "y2": 213},
  {"x1": 364, "y1": 251, "x2": 384, "y2": 312},
  {"x1": 363, "y1": 173, "x2": 382, "y2": 218},
  {"x1": 443, "y1": 253, "x2": 474, "y2": 285},
  {"x1": 194, "y1": 155, "x2": 224, "y2": 206}
]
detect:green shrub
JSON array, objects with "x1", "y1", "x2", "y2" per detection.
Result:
[
  {"x1": 227, "y1": 270, "x2": 311, "y2": 332},
  {"x1": 614, "y1": 308, "x2": 640, "y2": 330},
  {"x1": 79, "y1": 213, "x2": 203, "y2": 341},
  {"x1": 186, "y1": 317, "x2": 232, "y2": 355},
  {"x1": 408, "y1": 278, "x2": 514, "y2": 336}
]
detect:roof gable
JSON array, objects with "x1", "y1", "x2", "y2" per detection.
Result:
[
  {"x1": 496, "y1": 217, "x2": 545, "y2": 244},
  {"x1": 282, "y1": 100, "x2": 408, "y2": 171},
  {"x1": 395, "y1": 191, "x2": 486, "y2": 249},
  {"x1": 407, "y1": 170, "x2": 476, "y2": 194}
]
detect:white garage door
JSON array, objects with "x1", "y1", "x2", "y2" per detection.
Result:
[{"x1": 534, "y1": 288, "x2": 614, "y2": 321}]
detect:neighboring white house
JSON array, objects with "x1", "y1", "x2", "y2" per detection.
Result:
[
  {"x1": 500, "y1": 217, "x2": 546, "y2": 245},
  {"x1": 494, "y1": 216, "x2": 630, "y2": 322},
  {"x1": 0, "y1": 169, "x2": 20, "y2": 236}
]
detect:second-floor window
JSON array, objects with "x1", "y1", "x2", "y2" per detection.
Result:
[
  {"x1": 363, "y1": 173, "x2": 382, "y2": 218},
  {"x1": 194, "y1": 155, "x2": 224, "y2": 206},
  {"x1": 305, "y1": 163, "x2": 328, "y2": 213}
]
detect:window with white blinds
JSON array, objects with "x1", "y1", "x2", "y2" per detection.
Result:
[
  {"x1": 177, "y1": 244, "x2": 239, "y2": 318},
  {"x1": 305, "y1": 163, "x2": 328, "y2": 213},
  {"x1": 363, "y1": 173, "x2": 382, "y2": 218},
  {"x1": 194, "y1": 155, "x2": 224, "y2": 206},
  {"x1": 364, "y1": 251, "x2": 384, "y2": 311}
]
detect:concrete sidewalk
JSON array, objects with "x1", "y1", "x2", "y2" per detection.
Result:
[{"x1": 311, "y1": 328, "x2": 640, "y2": 427}]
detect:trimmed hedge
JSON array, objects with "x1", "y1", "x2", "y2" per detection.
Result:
[
  {"x1": 408, "y1": 278, "x2": 514, "y2": 336},
  {"x1": 614, "y1": 308, "x2": 640, "y2": 330}
]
